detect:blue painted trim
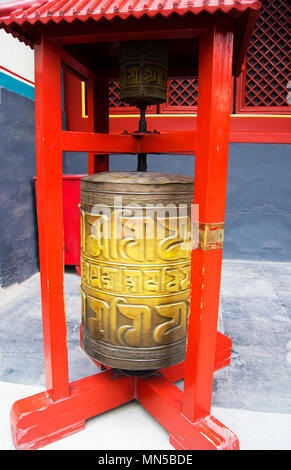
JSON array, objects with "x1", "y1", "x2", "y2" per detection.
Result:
[
  {"x1": 0, "y1": 70, "x2": 35, "y2": 100},
  {"x1": 0, "y1": 68, "x2": 65, "y2": 107}
]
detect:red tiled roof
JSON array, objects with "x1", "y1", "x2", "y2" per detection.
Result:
[
  {"x1": 0, "y1": 0, "x2": 261, "y2": 73},
  {"x1": 0, "y1": 0, "x2": 261, "y2": 26}
]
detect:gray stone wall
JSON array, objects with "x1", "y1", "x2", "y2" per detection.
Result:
[
  {"x1": 0, "y1": 88, "x2": 38, "y2": 286},
  {"x1": 110, "y1": 143, "x2": 291, "y2": 262}
]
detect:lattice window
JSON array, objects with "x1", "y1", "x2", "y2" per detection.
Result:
[
  {"x1": 109, "y1": 78, "x2": 199, "y2": 110},
  {"x1": 109, "y1": 79, "x2": 198, "y2": 108},
  {"x1": 243, "y1": 0, "x2": 290, "y2": 110},
  {"x1": 108, "y1": 80, "x2": 159, "y2": 114},
  {"x1": 168, "y1": 78, "x2": 198, "y2": 107},
  {"x1": 109, "y1": 80, "x2": 127, "y2": 108}
]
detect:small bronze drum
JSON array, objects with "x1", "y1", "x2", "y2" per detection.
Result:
[
  {"x1": 80, "y1": 172, "x2": 193, "y2": 371},
  {"x1": 119, "y1": 40, "x2": 168, "y2": 106}
]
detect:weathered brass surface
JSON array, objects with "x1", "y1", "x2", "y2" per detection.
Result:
[
  {"x1": 198, "y1": 223, "x2": 225, "y2": 250},
  {"x1": 119, "y1": 40, "x2": 168, "y2": 106},
  {"x1": 80, "y1": 172, "x2": 194, "y2": 370}
]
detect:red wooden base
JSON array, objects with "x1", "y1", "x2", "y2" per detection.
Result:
[{"x1": 10, "y1": 332, "x2": 238, "y2": 450}]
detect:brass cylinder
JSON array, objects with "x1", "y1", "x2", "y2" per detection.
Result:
[
  {"x1": 80, "y1": 172, "x2": 194, "y2": 371},
  {"x1": 119, "y1": 40, "x2": 168, "y2": 106}
]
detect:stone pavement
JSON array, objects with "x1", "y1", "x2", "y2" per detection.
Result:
[{"x1": 0, "y1": 259, "x2": 291, "y2": 449}]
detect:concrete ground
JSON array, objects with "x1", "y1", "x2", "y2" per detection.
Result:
[{"x1": 0, "y1": 259, "x2": 291, "y2": 450}]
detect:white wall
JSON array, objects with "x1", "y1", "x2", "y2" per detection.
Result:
[{"x1": 0, "y1": 28, "x2": 34, "y2": 83}]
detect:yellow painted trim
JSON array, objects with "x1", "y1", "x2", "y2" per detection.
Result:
[
  {"x1": 81, "y1": 81, "x2": 88, "y2": 118},
  {"x1": 109, "y1": 114, "x2": 193, "y2": 118},
  {"x1": 231, "y1": 114, "x2": 291, "y2": 118},
  {"x1": 109, "y1": 113, "x2": 291, "y2": 118}
]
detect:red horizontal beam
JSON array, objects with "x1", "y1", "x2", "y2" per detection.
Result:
[
  {"x1": 230, "y1": 131, "x2": 291, "y2": 144},
  {"x1": 61, "y1": 131, "x2": 138, "y2": 153},
  {"x1": 139, "y1": 130, "x2": 196, "y2": 154},
  {"x1": 110, "y1": 115, "x2": 291, "y2": 144},
  {"x1": 61, "y1": 130, "x2": 197, "y2": 154},
  {"x1": 47, "y1": 15, "x2": 209, "y2": 45},
  {"x1": 135, "y1": 375, "x2": 239, "y2": 450},
  {"x1": 10, "y1": 370, "x2": 133, "y2": 450}
]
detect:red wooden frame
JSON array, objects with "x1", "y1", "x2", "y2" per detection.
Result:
[
  {"x1": 62, "y1": 175, "x2": 85, "y2": 270},
  {"x1": 34, "y1": 174, "x2": 85, "y2": 272},
  {"x1": 33, "y1": 37, "x2": 69, "y2": 402},
  {"x1": 87, "y1": 76, "x2": 110, "y2": 174},
  {"x1": 10, "y1": 17, "x2": 242, "y2": 451},
  {"x1": 63, "y1": 70, "x2": 88, "y2": 132}
]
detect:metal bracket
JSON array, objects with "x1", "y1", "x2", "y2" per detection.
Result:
[{"x1": 198, "y1": 223, "x2": 224, "y2": 250}]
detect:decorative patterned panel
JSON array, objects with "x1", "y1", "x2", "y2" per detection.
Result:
[
  {"x1": 109, "y1": 80, "x2": 127, "y2": 108},
  {"x1": 168, "y1": 79, "x2": 198, "y2": 107},
  {"x1": 109, "y1": 78, "x2": 198, "y2": 114},
  {"x1": 109, "y1": 0, "x2": 290, "y2": 116},
  {"x1": 157, "y1": 78, "x2": 198, "y2": 114},
  {"x1": 236, "y1": 0, "x2": 290, "y2": 113}
]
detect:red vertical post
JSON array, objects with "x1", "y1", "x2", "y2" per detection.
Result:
[
  {"x1": 183, "y1": 20, "x2": 234, "y2": 422},
  {"x1": 87, "y1": 77, "x2": 109, "y2": 174},
  {"x1": 34, "y1": 36, "x2": 70, "y2": 401}
]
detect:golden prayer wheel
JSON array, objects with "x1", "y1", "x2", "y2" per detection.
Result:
[
  {"x1": 80, "y1": 172, "x2": 194, "y2": 371},
  {"x1": 119, "y1": 40, "x2": 168, "y2": 106}
]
